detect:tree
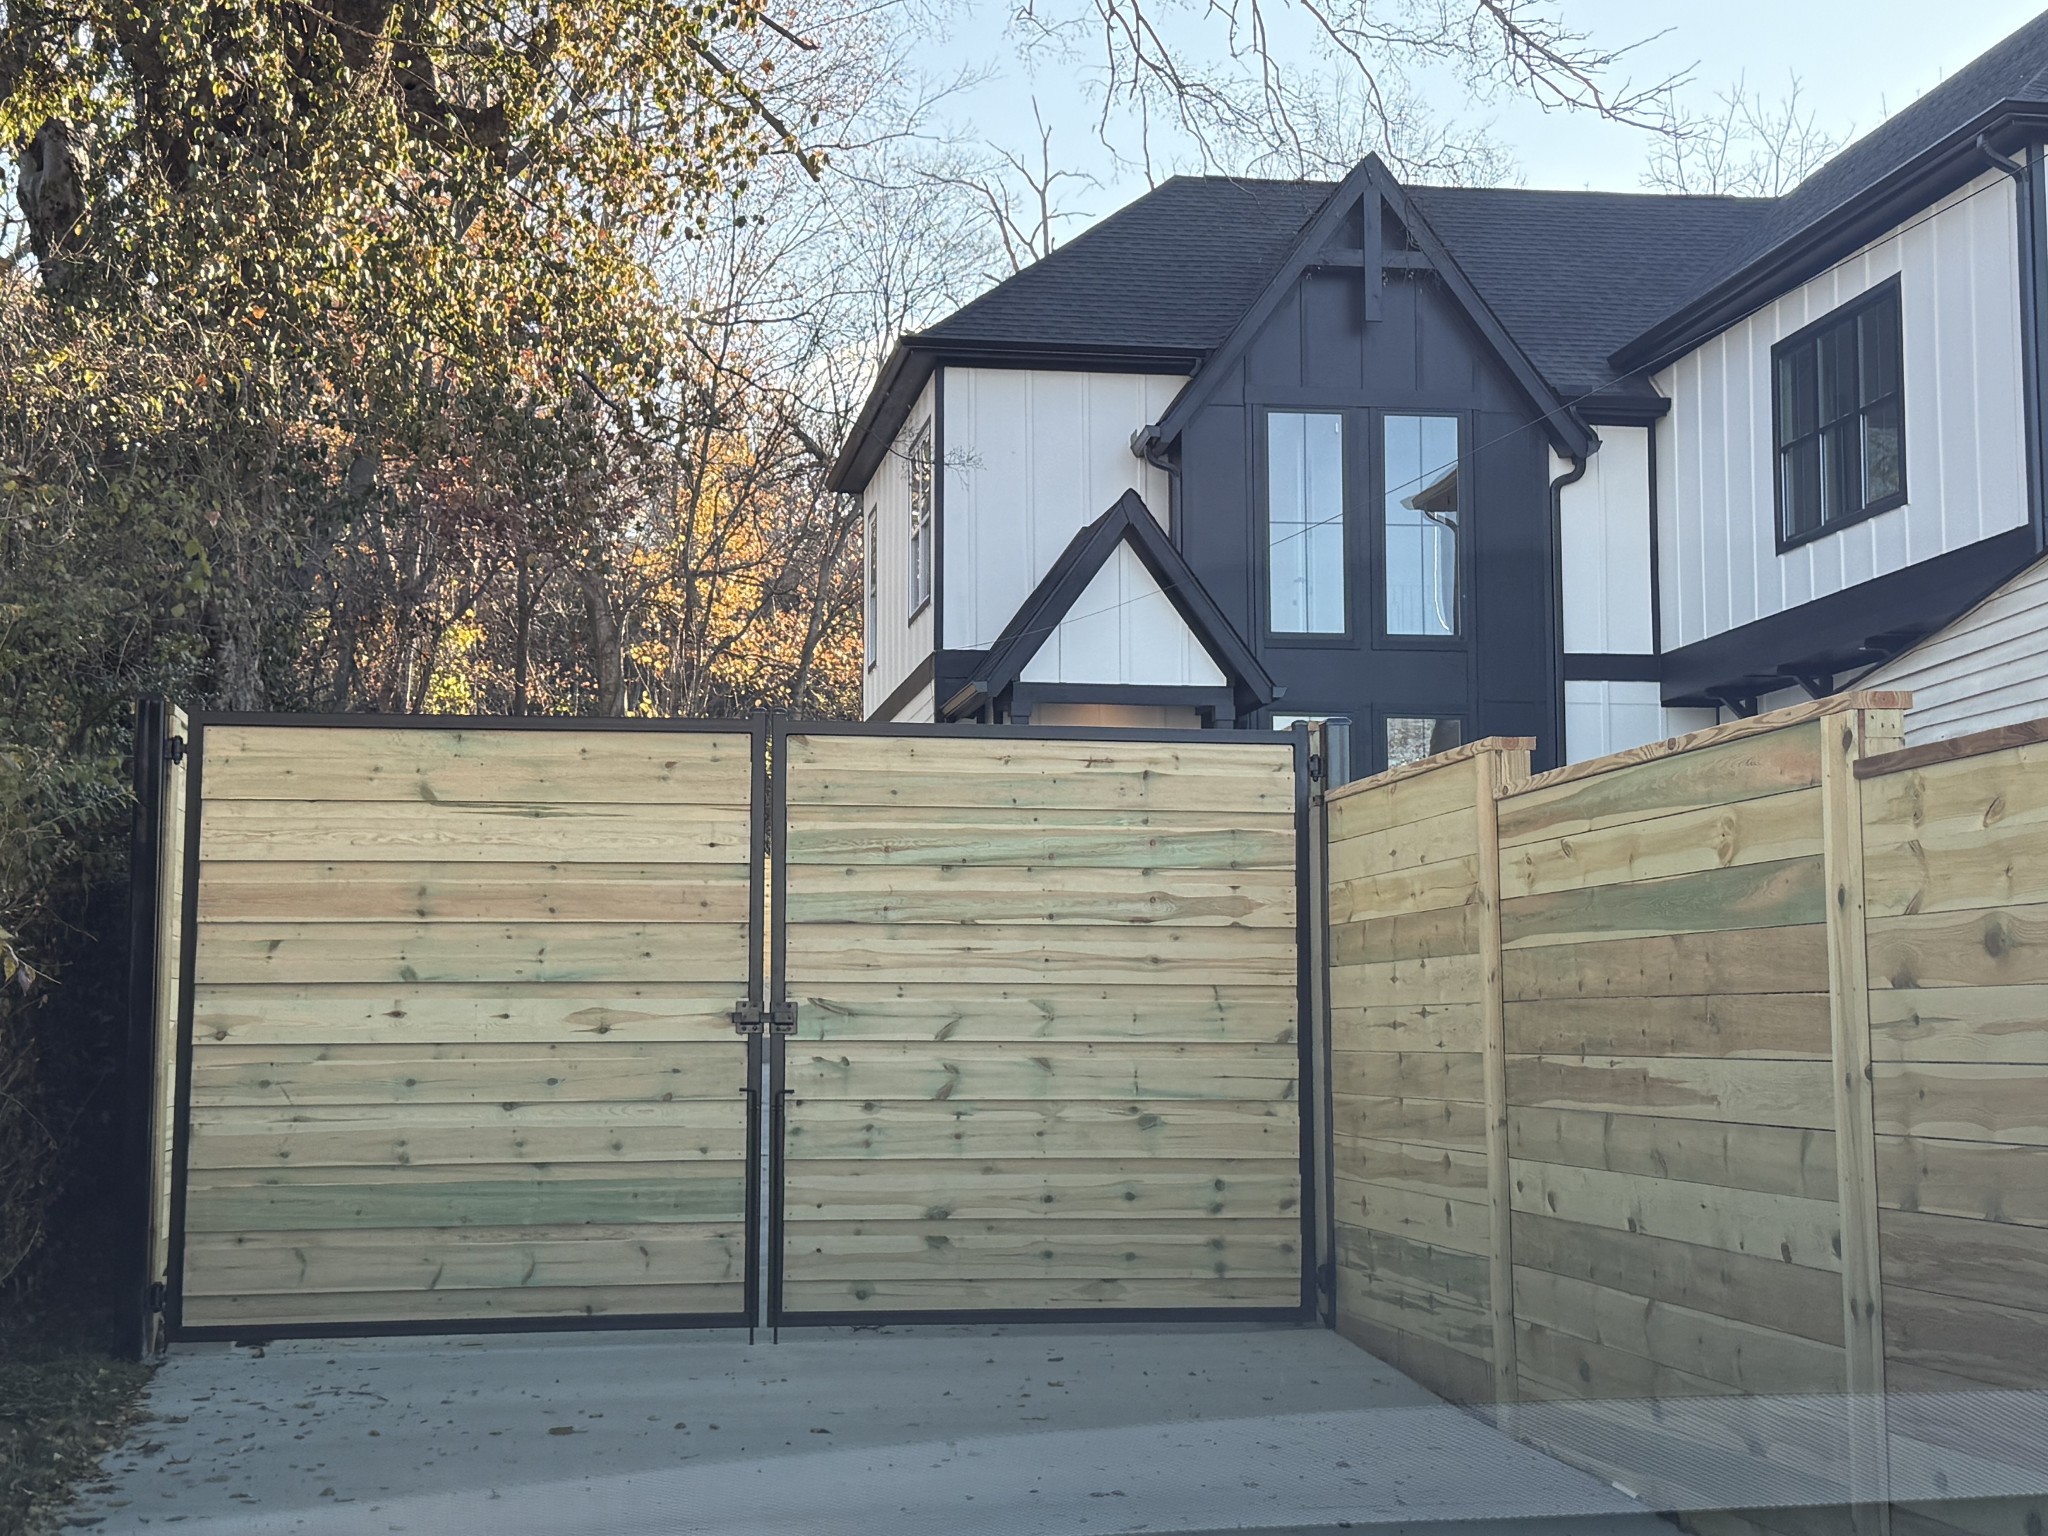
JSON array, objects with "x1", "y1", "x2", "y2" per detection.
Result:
[{"x1": 1644, "y1": 74, "x2": 1844, "y2": 197}]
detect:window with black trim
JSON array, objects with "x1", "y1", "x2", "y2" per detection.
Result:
[
  {"x1": 864, "y1": 502, "x2": 879, "y2": 668},
  {"x1": 907, "y1": 420, "x2": 933, "y2": 614},
  {"x1": 1773, "y1": 282, "x2": 1905, "y2": 547},
  {"x1": 1266, "y1": 411, "x2": 1346, "y2": 634},
  {"x1": 1382, "y1": 414, "x2": 1460, "y2": 636}
]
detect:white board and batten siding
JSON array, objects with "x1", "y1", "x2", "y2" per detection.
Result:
[
  {"x1": 942, "y1": 368, "x2": 1183, "y2": 651},
  {"x1": 861, "y1": 374, "x2": 937, "y2": 722},
  {"x1": 1019, "y1": 540, "x2": 1228, "y2": 689},
  {"x1": 1554, "y1": 431, "x2": 1717, "y2": 761},
  {"x1": 1654, "y1": 166, "x2": 2028, "y2": 654}
]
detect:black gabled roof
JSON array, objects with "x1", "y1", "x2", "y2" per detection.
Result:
[
  {"x1": 1403, "y1": 186, "x2": 1768, "y2": 401},
  {"x1": 917, "y1": 177, "x2": 1334, "y2": 356},
  {"x1": 963, "y1": 489, "x2": 1274, "y2": 718}
]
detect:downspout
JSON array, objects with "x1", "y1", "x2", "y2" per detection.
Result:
[
  {"x1": 1979, "y1": 132, "x2": 2048, "y2": 555},
  {"x1": 1547, "y1": 452, "x2": 1589, "y2": 770}
]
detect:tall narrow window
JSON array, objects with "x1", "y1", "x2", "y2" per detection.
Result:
[
  {"x1": 1773, "y1": 281, "x2": 1905, "y2": 546},
  {"x1": 1267, "y1": 412, "x2": 1345, "y2": 634},
  {"x1": 1383, "y1": 414, "x2": 1460, "y2": 637},
  {"x1": 907, "y1": 420, "x2": 933, "y2": 613},
  {"x1": 864, "y1": 502, "x2": 879, "y2": 668}
]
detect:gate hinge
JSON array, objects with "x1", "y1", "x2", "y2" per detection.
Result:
[
  {"x1": 165, "y1": 735, "x2": 187, "y2": 765},
  {"x1": 1306, "y1": 751, "x2": 1324, "y2": 785},
  {"x1": 730, "y1": 1000, "x2": 765, "y2": 1035},
  {"x1": 769, "y1": 1000, "x2": 798, "y2": 1035},
  {"x1": 146, "y1": 1280, "x2": 168, "y2": 1312}
]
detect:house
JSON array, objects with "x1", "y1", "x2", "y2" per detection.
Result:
[{"x1": 830, "y1": 12, "x2": 2048, "y2": 775}]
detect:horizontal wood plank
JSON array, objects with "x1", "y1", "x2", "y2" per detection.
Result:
[
  {"x1": 1873, "y1": 1063, "x2": 2048, "y2": 1145},
  {"x1": 1502, "y1": 926, "x2": 1829, "y2": 1001},
  {"x1": 782, "y1": 806, "x2": 1295, "y2": 869},
  {"x1": 781, "y1": 1218, "x2": 1301, "y2": 1280},
  {"x1": 783, "y1": 1099, "x2": 1298, "y2": 1160},
  {"x1": 189, "y1": 1042, "x2": 749, "y2": 1107},
  {"x1": 1870, "y1": 985, "x2": 2048, "y2": 1063},
  {"x1": 791, "y1": 983, "x2": 1297, "y2": 1044},
  {"x1": 197, "y1": 861, "x2": 750, "y2": 924},
  {"x1": 200, "y1": 799, "x2": 750, "y2": 863},
  {"x1": 782, "y1": 1041, "x2": 1300, "y2": 1102},
  {"x1": 1868, "y1": 903, "x2": 2048, "y2": 989},
  {"x1": 774, "y1": 1275, "x2": 1297, "y2": 1311},
  {"x1": 1879, "y1": 1206, "x2": 2048, "y2": 1315},
  {"x1": 780, "y1": 1159, "x2": 1300, "y2": 1220},
  {"x1": 189, "y1": 984, "x2": 739, "y2": 1046},
  {"x1": 1504, "y1": 992, "x2": 1829, "y2": 1060},
  {"x1": 1508, "y1": 1106, "x2": 1838, "y2": 1199},
  {"x1": 1507, "y1": 1158, "x2": 1842, "y2": 1270},
  {"x1": 1500, "y1": 856, "x2": 1825, "y2": 950},
  {"x1": 199, "y1": 725, "x2": 752, "y2": 804},
  {"x1": 183, "y1": 1165, "x2": 745, "y2": 1232},
  {"x1": 784, "y1": 864, "x2": 1293, "y2": 928},
  {"x1": 194, "y1": 921, "x2": 750, "y2": 986},
  {"x1": 181, "y1": 1281, "x2": 743, "y2": 1327},
  {"x1": 1498, "y1": 788, "x2": 1821, "y2": 899},
  {"x1": 1507, "y1": 1055, "x2": 1835, "y2": 1130},
  {"x1": 1877, "y1": 1135, "x2": 2048, "y2": 1228},
  {"x1": 1331, "y1": 1049, "x2": 1484, "y2": 1104},
  {"x1": 783, "y1": 922, "x2": 1296, "y2": 984}
]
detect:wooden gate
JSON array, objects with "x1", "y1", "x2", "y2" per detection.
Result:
[
  {"x1": 166, "y1": 716, "x2": 763, "y2": 1337},
  {"x1": 770, "y1": 722, "x2": 1310, "y2": 1323}
]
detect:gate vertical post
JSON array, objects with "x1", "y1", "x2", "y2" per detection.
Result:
[
  {"x1": 122, "y1": 697, "x2": 168, "y2": 1359},
  {"x1": 1474, "y1": 742, "x2": 1523, "y2": 1417},
  {"x1": 1303, "y1": 721, "x2": 1334, "y2": 1323}
]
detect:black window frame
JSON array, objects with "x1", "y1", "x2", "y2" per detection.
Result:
[
  {"x1": 1257, "y1": 406, "x2": 1358, "y2": 646},
  {"x1": 1374, "y1": 410, "x2": 1468, "y2": 649},
  {"x1": 1771, "y1": 277, "x2": 1907, "y2": 552}
]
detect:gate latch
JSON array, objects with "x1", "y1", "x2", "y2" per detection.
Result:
[{"x1": 731, "y1": 1000, "x2": 799, "y2": 1036}]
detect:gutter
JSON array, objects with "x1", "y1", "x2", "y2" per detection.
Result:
[
  {"x1": 1978, "y1": 132, "x2": 2048, "y2": 556},
  {"x1": 1547, "y1": 451, "x2": 1591, "y2": 769}
]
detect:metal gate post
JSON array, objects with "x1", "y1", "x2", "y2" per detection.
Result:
[
  {"x1": 122, "y1": 697, "x2": 169, "y2": 1358},
  {"x1": 764, "y1": 711, "x2": 791, "y2": 1335},
  {"x1": 1303, "y1": 720, "x2": 1336, "y2": 1325}
]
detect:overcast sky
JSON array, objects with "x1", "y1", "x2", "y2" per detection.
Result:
[{"x1": 920, "y1": 1, "x2": 2048, "y2": 230}]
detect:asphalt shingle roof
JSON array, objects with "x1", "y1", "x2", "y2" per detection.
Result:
[
  {"x1": 1404, "y1": 186, "x2": 1767, "y2": 399},
  {"x1": 916, "y1": 176, "x2": 1333, "y2": 354}
]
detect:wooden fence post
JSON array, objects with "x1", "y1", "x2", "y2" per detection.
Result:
[
  {"x1": 1820, "y1": 701, "x2": 1897, "y2": 1536},
  {"x1": 1476, "y1": 741, "x2": 1528, "y2": 1413}
]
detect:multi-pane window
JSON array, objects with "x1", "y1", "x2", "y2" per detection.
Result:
[
  {"x1": 1383, "y1": 414, "x2": 1460, "y2": 637},
  {"x1": 864, "y1": 503, "x2": 879, "y2": 668},
  {"x1": 907, "y1": 420, "x2": 933, "y2": 613},
  {"x1": 1773, "y1": 281, "x2": 1905, "y2": 546},
  {"x1": 1385, "y1": 715, "x2": 1463, "y2": 771},
  {"x1": 1267, "y1": 411, "x2": 1346, "y2": 633}
]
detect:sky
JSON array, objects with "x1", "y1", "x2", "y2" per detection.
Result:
[{"x1": 916, "y1": 0, "x2": 2048, "y2": 231}]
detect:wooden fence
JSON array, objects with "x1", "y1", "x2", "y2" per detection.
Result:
[{"x1": 1323, "y1": 694, "x2": 2047, "y2": 1536}]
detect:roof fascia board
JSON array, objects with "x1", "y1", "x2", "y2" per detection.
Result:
[
  {"x1": 965, "y1": 491, "x2": 1274, "y2": 713},
  {"x1": 1615, "y1": 102, "x2": 2048, "y2": 375},
  {"x1": 1146, "y1": 160, "x2": 1384, "y2": 449},
  {"x1": 1389, "y1": 181, "x2": 1595, "y2": 459},
  {"x1": 827, "y1": 338, "x2": 1204, "y2": 494}
]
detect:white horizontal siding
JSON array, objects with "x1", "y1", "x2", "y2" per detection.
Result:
[
  {"x1": 1558, "y1": 431, "x2": 1654, "y2": 655},
  {"x1": 860, "y1": 374, "x2": 937, "y2": 720},
  {"x1": 1863, "y1": 556, "x2": 2048, "y2": 743},
  {"x1": 1655, "y1": 167, "x2": 2027, "y2": 650},
  {"x1": 1563, "y1": 680, "x2": 1717, "y2": 763},
  {"x1": 944, "y1": 368, "x2": 1182, "y2": 650},
  {"x1": 1019, "y1": 541, "x2": 1227, "y2": 688}
]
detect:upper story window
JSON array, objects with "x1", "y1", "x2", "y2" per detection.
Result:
[
  {"x1": 1266, "y1": 411, "x2": 1346, "y2": 634},
  {"x1": 864, "y1": 502, "x2": 879, "y2": 669},
  {"x1": 1383, "y1": 414, "x2": 1460, "y2": 637},
  {"x1": 1773, "y1": 280, "x2": 1905, "y2": 548},
  {"x1": 907, "y1": 420, "x2": 933, "y2": 614}
]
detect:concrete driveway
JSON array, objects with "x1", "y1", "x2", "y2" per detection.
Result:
[{"x1": 66, "y1": 1323, "x2": 1670, "y2": 1534}]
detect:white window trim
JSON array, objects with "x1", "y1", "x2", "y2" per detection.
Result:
[{"x1": 908, "y1": 420, "x2": 933, "y2": 618}]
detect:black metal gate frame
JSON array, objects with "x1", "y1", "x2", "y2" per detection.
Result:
[
  {"x1": 762, "y1": 716, "x2": 1319, "y2": 1331},
  {"x1": 130, "y1": 708, "x2": 1318, "y2": 1347},
  {"x1": 146, "y1": 709, "x2": 772, "y2": 1346}
]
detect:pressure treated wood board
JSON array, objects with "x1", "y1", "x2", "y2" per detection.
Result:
[
  {"x1": 1879, "y1": 1206, "x2": 2048, "y2": 1314},
  {"x1": 1499, "y1": 856, "x2": 1826, "y2": 950},
  {"x1": 189, "y1": 984, "x2": 741, "y2": 1046},
  {"x1": 1872, "y1": 1063, "x2": 2048, "y2": 1144},
  {"x1": 1506, "y1": 1055, "x2": 1836, "y2": 1130},
  {"x1": 1510, "y1": 1265, "x2": 1846, "y2": 1395},
  {"x1": 781, "y1": 1099, "x2": 1298, "y2": 1160},
  {"x1": 1496, "y1": 723, "x2": 1822, "y2": 847},
  {"x1": 1509, "y1": 1209, "x2": 1846, "y2": 1346},
  {"x1": 780, "y1": 1218, "x2": 1302, "y2": 1281},
  {"x1": 1869, "y1": 985, "x2": 2048, "y2": 1063},
  {"x1": 193, "y1": 920, "x2": 752, "y2": 986},
  {"x1": 1507, "y1": 1106, "x2": 1838, "y2": 1199},
  {"x1": 774, "y1": 1275, "x2": 1299, "y2": 1311},
  {"x1": 782, "y1": 806, "x2": 1295, "y2": 869},
  {"x1": 197, "y1": 861, "x2": 751, "y2": 924},
  {"x1": 1882, "y1": 1281, "x2": 2048, "y2": 1391},
  {"x1": 783, "y1": 864, "x2": 1294, "y2": 927},
  {"x1": 181, "y1": 1281, "x2": 744, "y2": 1328},
  {"x1": 1501, "y1": 926, "x2": 1830, "y2": 1000},
  {"x1": 199, "y1": 799, "x2": 752, "y2": 863},
  {"x1": 1503, "y1": 992, "x2": 1830, "y2": 1059},
  {"x1": 1506, "y1": 1158, "x2": 1843, "y2": 1270},
  {"x1": 779, "y1": 1159, "x2": 1300, "y2": 1221},
  {"x1": 199, "y1": 726, "x2": 753, "y2": 804},
  {"x1": 780, "y1": 1041, "x2": 1301, "y2": 1102},
  {"x1": 788, "y1": 983, "x2": 1298, "y2": 1044},
  {"x1": 1498, "y1": 788, "x2": 1821, "y2": 899},
  {"x1": 1328, "y1": 1092, "x2": 1488, "y2": 1151},
  {"x1": 188, "y1": 1041, "x2": 751, "y2": 1108},
  {"x1": 1876, "y1": 1134, "x2": 2048, "y2": 1227},
  {"x1": 1867, "y1": 903, "x2": 2048, "y2": 989}
]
